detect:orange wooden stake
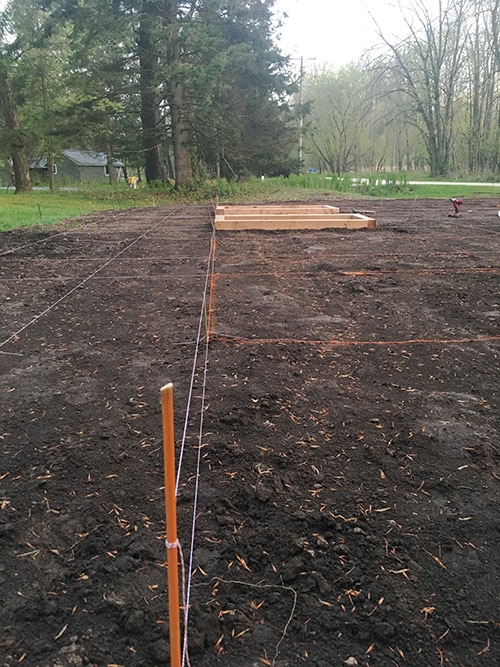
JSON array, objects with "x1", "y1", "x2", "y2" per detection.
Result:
[{"x1": 161, "y1": 383, "x2": 181, "y2": 667}]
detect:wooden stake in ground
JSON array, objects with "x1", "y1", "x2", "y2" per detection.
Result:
[{"x1": 161, "y1": 383, "x2": 181, "y2": 667}]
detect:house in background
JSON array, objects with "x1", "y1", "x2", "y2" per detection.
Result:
[{"x1": 30, "y1": 149, "x2": 125, "y2": 183}]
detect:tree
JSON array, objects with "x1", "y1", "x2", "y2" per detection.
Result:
[
  {"x1": 137, "y1": 1, "x2": 169, "y2": 184},
  {"x1": 304, "y1": 66, "x2": 373, "y2": 174},
  {"x1": 488, "y1": 0, "x2": 500, "y2": 173},
  {"x1": 374, "y1": 0, "x2": 470, "y2": 176},
  {"x1": 1, "y1": 0, "x2": 298, "y2": 186},
  {"x1": 462, "y1": 2, "x2": 498, "y2": 175},
  {"x1": 492, "y1": 0, "x2": 500, "y2": 66},
  {"x1": 165, "y1": 0, "x2": 194, "y2": 187},
  {"x1": 7, "y1": 0, "x2": 73, "y2": 191},
  {"x1": 59, "y1": 0, "x2": 194, "y2": 187},
  {"x1": 183, "y1": 0, "x2": 296, "y2": 178},
  {"x1": 0, "y1": 3, "x2": 32, "y2": 193},
  {"x1": 0, "y1": 57, "x2": 32, "y2": 192},
  {"x1": 41, "y1": 0, "x2": 140, "y2": 183}
]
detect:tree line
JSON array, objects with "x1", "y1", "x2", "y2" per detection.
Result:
[
  {"x1": 0, "y1": 0, "x2": 297, "y2": 192},
  {"x1": 303, "y1": 0, "x2": 500, "y2": 178},
  {"x1": 1, "y1": 1, "x2": 499, "y2": 193}
]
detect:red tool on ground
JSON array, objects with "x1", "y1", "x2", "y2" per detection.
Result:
[{"x1": 448, "y1": 197, "x2": 463, "y2": 218}]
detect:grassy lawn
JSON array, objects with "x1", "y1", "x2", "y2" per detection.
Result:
[
  {"x1": 1, "y1": 176, "x2": 499, "y2": 232},
  {"x1": 404, "y1": 183, "x2": 500, "y2": 198},
  {"x1": 1, "y1": 193, "x2": 111, "y2": 232},
  {"x1": 220, "y1": 174, "x2": 500, "y2": 201},
  {"x1": 0, "y1": 187, "x2": 163, "y2": 232}
]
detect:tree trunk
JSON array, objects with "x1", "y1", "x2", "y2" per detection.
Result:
[
  {"x1": 138, "y1": 1, "x2": 167, "y2": 184},
  {"x1": 40, "y1": 65, "x2": 56, "y2": 192},
  {"x1": 376, "y1": 0, "x2": 467, "y2": 177},
  {"x1": 169, "y1": 85, "x2": 193, "y2": 189},
  {"x1": 48, "y1": 152, "x2": 56, "y2": 192},
  {"x1": 493, "y1": 0, "x2": 500, "y2": 68},
  {"x1": 106, "y1": 144, "x2": 116, "y2": 184},
  {"x1": 0, "y1": 58, "x2": 32, "y2": 193},
  {"x1": 164, "y1": 0, "x2": 193, "y2": 189}
]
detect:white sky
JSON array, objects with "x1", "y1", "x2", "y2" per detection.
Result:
[
  {"x1": 0, "y1": 0, "x2": 439, "y2": 70},
  {"x1": 274, "y1": 0, "x2": 439, "y2": 69}
]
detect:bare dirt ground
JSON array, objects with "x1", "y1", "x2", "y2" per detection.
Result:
[{"x1": 0, "y1": 199, "x2": 499, "y2": 667}]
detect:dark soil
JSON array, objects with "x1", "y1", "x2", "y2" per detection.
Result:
[{"x1": 1, "y1": 199, "x2": 499, "y2": 667}]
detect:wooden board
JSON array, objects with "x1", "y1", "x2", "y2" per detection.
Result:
[
  {"x1": 215, "y1": 204, "x2": 376, "y2": 230},
  {"x1": 217, "y1": 205, "x2": 340, "y2": 215}
]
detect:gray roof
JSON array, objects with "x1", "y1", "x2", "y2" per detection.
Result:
[
  {"x1": 31, "y1": 150, "x2": 125, "y2": 169},
  {"x1": 63, "y1": 149, "x2": 124, "y2": 168},
  {"x1": 30, "y1": 157, "x2": 49, "y2": 169}
]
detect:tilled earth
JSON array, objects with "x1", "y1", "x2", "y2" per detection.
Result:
[{"x1": 0, "y1": 199, "x2": 499, "y2": 667}]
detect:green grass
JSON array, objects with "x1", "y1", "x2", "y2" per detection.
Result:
[
  {"x1": 216, "y1": 173, "x2": 500, "y2": 201},
  {"x1": 0, "y1": 191, "x2": 119, "y2": 232},
  {"x1": 0, "y1": 183, "x2": 185, "y2": 232},
  {"x1": 403, "y1": 182, "x2": 500, "y2": 199},
  {"x1": 1, "y1": 175, "x2": 499, "y2": 232}
]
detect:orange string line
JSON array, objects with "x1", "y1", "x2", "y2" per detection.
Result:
[
  {"x1": 211, "y1": 333, "x2": 500, "y2": 347},
  {"x1": 214, "y1": 267, "x2": 499, "y2": 279},
  {"x1": 207, "y1": 238, "x2": 217, "y2": 339}
]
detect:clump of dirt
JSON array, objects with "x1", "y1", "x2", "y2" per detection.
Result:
[{"x1": 0, "y1": 200, "x2": 499, "y2": 666}]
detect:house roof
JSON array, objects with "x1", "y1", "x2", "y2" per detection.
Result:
[
  {"x1": 63, "y1": 149, "x2": 124, "y2": 168},
  {"x1": 31, "y1": 158, "x2": 49, "y2": 169},
  {"x1": 31, "y1": 150, "x2": 125, "y2": 171}
]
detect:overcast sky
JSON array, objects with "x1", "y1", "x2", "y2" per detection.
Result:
[
  {"x1": 273, "y1": 0, "x2": 424, "y2": 69},
  {"x1": 0, "y1": 0, "x2": 439, "y2": 69}
]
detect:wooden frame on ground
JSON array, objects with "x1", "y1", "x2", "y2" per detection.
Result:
[{"x1": 214, "y1": 205, "x2": 376, "y2": 230}]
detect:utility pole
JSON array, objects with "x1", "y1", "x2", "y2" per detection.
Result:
[
  {"x1": 299, "y1": 56, "x2": 304, "y2": 167},
  {"x1": 292, "y1": 56, "x2": 315, "y2": 171}
]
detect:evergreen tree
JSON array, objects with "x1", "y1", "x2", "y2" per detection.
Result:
[
  {"x1": 0, "y1": 5, "x2": 32, "y2": 192},
  {"x1": 184, "y1": 0, "x2": 296, "y2": 178}
]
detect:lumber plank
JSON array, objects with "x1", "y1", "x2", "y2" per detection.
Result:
[
  {"x1": 216, "y1": 205, "x2": 340, "y2": 215},
  {"x1": 215, "y1": 218, "x2": 376, "y2": 230},
  {"x1": 214, "y1": 204, "x2": 376, "y2": 230}
]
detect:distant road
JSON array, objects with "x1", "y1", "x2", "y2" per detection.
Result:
[
  {"x1": 1, "y1": 181, "x2": 499, "y2": 191},
  {"x1": 408, "y1": 181, "x2": 500, "y2": 187},
  {"x1": 345, "y1": 178, "x2": 500, "y2": 188}
]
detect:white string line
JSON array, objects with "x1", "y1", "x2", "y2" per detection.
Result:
[
  {"x1": 165, "y1": 223, "x2": 213, "y2": 663},
  {"x1": 170, "y1": 223, "x2": 215, "y2": 666},
  {"x1": 181, "y1": 309, "x2": 211, "y2": 667},
  {"x1": 0, "y1": 339, "x2": 198, "y2": 357},
  {"x1": 0, "y1": 223, "x2": 98, "y2": 258},
  {"x1": 0, "y1": 230, "x2": 77, "y2": 257},
  {"x1": 0, "y1": 207, "x2": 206, "y2": 257},
  {"x1": 0, "y1": 255, "x2": 209, "y2": 262},
  {"x1": 0, "y1": 208, "x2": 184, "y2": 350},
  {"x1": 0, "y1": 208, "x2": 130, "y2": 257},
  {"x1": 1, "y1": 250, "x2": 209, "y2": 263},
  {"x1": 175, "y1": 224, "x2": 216, "y2": 493},
  {"x1": 175, "y1": 543, "x2": 191, "y2": 667},
  {"x1": 177, "y1": 206, "x2": 217, "y2": 662},
  {"x1": 202, "y1": 577, "x2": 298, "y2": 667},
  {"x1": 0, "y1": 274, "x2": 208, "y2": 283}
]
